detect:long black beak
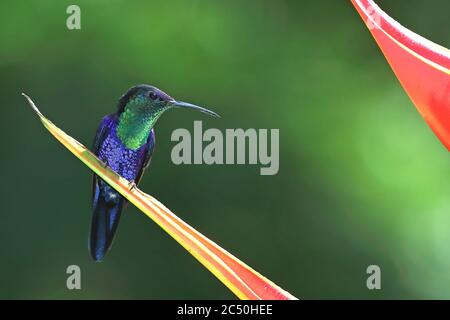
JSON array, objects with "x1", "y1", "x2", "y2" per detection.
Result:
[{"x1": 169, "y1": 100, "x2": 220, "y2": 117}]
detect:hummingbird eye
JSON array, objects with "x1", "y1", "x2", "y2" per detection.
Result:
[{"x1": 148, "y1": 92, "x2": 158, "y2": 100}]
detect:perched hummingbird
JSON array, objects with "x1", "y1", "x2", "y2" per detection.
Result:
[{"x1": 90, "y1": 84, "x2": 219, "y2": 261}]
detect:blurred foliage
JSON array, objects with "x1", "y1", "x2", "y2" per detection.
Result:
[{"x1": 1, "y1": 0, "x2": 450, "y2": 299}]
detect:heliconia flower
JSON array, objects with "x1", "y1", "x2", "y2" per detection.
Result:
[
  {"x1": 352, "y1": 0, "x2": 450, "y2": 150},
  {"x1": 23, "y1": 93, "x2": 297, "y2": 300}
]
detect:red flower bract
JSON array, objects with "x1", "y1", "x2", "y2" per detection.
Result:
[{"x1": 352, "y1": 0, "x2": 450, "y2": 150}]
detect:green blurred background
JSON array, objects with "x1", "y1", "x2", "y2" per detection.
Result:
[{"x1": 1, "y1": 0, "x2": 450, "y2": 299}]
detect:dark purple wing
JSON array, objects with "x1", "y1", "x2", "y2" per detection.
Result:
[
  {"x1": 90, "y1": 114, "x2": 122, "y2": 261},
  {"x1": 91, "y1": 114, "x2": 116, "y2": 202},
  {"x1": 92, "y1": 114, "x2": 116, "y2": 155},
  {"x1": 134, "y1": 128, "x2": 156, "y2": 185}
]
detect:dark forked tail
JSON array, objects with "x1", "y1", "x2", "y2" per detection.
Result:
[{"x1": 90, "y1": 175, "x2": 124, "y2": 261}]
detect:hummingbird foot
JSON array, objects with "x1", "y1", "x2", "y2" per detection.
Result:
[
  {"x1": 98, "y1": 160, "x2": 108, "y2": 169},
  {"x1": 128, "y1": 181, "x2": 137, "y2": 192}
]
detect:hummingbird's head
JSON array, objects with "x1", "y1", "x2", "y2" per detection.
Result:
[
  {"x1": 117, "y1": 84, "x2": 219, "y2": 119},
  {"x1": 116, "y1": 84, "x2": 219, "y2": 150}
]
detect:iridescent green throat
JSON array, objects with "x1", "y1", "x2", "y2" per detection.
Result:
[{"x1": 116, "y1": 97, "x2": 165, "y2": 150}]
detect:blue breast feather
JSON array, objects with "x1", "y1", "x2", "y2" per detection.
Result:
[{"x1": 97, "y1": 117, "x2": 148, "y2": 181}]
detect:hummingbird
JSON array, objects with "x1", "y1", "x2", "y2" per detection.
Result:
[{"x1": 90, "y1": 84, "x2": 219, "y2": 261}]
